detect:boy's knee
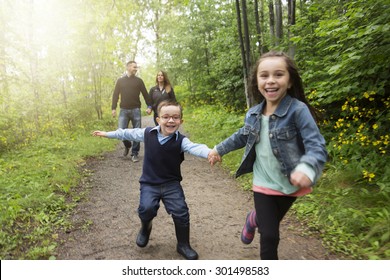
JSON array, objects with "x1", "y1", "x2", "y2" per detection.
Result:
[{"x1": 138, "y1": 205, "x2": 158, "y2": 221}]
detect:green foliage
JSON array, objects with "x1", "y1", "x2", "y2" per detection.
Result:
[
  {"x1": 0, "y1": 118, "x2": 116, "y2": 259},
  {"x1": 294, "y1": 0, "x2": 390, "y2": 105},
  {"x1": 157, "y1": 0, "x2": 247, "y2": 110},
  {"x1": 293, "y1": 164, "x2": 390, "y2": 259},
  {"x1": 182, "y1": 105, "x2": 247, "y2": 180}
]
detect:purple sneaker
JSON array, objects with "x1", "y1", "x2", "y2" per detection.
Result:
[{"x1": 241, "y1": 210, "x2": 257, "y2": 244}]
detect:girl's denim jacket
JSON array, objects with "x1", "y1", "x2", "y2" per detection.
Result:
[{"x1": 215, "y1": 95, "x2": 328, "y2": 185}]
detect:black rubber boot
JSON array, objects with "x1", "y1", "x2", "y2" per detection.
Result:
[
  {"x1": 174, "y1": 222, "x2": 198, "y2": 260},
  {"x1": 136, "y1": 220, "x2": 152, "y2": 247}
]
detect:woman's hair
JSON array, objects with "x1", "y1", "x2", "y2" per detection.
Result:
[
  {"x1": 156, "y1": 70, "x2": 172, "y2": 93},
  {"x1": 157, "y1": 100, "x2": 183, "y2": 118},
  {"x1": 249, "y1": 50, "x2": 318, "y2": 120}
]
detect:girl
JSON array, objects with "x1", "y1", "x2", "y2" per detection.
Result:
[{"x1": 209, "y1": 51, "x2": 327, "y2": 259}]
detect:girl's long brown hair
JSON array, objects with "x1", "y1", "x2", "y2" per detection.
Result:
[{"x1": 249, "y1": 51, "x2": 319, "y2": 120}]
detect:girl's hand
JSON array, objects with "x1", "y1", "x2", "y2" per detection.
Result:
[
  {"x1": 92, "y1": 131, "x2": 107, "y2": 137},
  {"x1": 208, "y1": 149, "x2": 222, "y2": 166},
  {"x1": 290, "y1": 171, "x2": 312, "y2": 188}
]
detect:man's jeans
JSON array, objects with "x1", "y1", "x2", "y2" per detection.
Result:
[
  {"x1": 138, "y1": 182, "x2": 190, "y2": 226},
  {"x1": 118, "y1": 108, "x2": 141, "y2": 155}
]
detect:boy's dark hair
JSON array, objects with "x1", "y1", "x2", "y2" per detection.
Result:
[{"x1": 157, "y1": 100, "x2": 183, "y2": 117}]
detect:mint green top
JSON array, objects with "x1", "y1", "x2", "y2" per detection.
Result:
[{"x1": 253, "y1": 115, "x2": 315, "y2": 195}]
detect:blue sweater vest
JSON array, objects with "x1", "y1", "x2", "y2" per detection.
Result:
[{"x1": 139, "y1": 127, "x2": 185, "y2": 185}]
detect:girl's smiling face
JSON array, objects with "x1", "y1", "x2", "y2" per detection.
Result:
[
  {"x1": 257, "y1": 57, "x2": 291, "y2": 112},
  {"x1": 157, "y1": 105, "x2": 183, "y2": 136}
]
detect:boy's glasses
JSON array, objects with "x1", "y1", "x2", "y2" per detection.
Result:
[{"x1": 160, "y1": 115, "x2": 181, "y2": 122}]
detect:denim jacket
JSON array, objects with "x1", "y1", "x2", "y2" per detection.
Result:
[{"x1": 215, "y1": 95, "x2": 328, "y2": 185}]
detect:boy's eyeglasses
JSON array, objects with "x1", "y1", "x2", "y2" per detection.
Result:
[{"x1": 160, "y1": 115, "x2": 181, "y2": 122}]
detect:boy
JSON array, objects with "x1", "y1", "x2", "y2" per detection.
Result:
[{"x1": 93, "y1": 100, "x2": 215, "y2": 260}]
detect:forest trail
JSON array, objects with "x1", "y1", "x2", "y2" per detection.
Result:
[{"x1": 55, "y1": 116, "x2": 338, "y2": 260}]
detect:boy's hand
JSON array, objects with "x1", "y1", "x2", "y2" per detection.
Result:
[
  {"x1": 92, "y1": 131, "x2": 107, "y2": 137},
  {"x1": 208, "y1": 149, "x2": 222, "y2": 166}
]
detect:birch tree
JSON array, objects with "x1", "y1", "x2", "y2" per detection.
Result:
[{"x1": 275, "y1": 0, "x2": 283, "y2": 46}]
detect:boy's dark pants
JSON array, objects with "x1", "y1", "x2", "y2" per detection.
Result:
[{"x1": 136, "y1": 182, "x2": 198, "y2": 259}]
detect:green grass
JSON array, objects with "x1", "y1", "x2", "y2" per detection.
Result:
[
  {"x1": 293, "y1": 164, "x2": 390, "y2": 259},
  {"x1": 0, "y1": 119, "x2": 117, "y2": 259}
]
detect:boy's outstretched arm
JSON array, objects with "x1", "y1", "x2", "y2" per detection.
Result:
[
  {"x1": 92, "y1": 131, "x2": 108, "y2": 137},
  {"x1": 208, "y1": 149, "x2": 222, "y2": 166}
]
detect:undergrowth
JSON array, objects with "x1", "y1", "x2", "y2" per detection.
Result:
[{"x1": 0, "y1": 119, "x2": 116, "y2": 259}]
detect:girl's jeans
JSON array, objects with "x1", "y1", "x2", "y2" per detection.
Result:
[
  {"x1": 254, "y1": 192, "x2": 296, "y2": 260},
  {"x1": 118, "y1": 108, "x2": 141, "y2": 155},
  {"x1": 138, "y1": 182, "x2": 190, "y2": 226}
]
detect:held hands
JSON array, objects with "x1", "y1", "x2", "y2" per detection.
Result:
[
  {"x1": 92, "y1": 131, "x2": 107, "y2": 137},
  {"x1": 290, "y1": 171, "x2": 312, "y2": 189},
  {"x1": 208, "y1": 149, "x2": 222, "y2": 166}
]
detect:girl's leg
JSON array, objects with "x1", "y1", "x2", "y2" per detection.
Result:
[
  {"x1": 254, "y1": 192, "x2": 296, "y2": 260},
  {"x1": 241, "y1": 210, "x2": 257, "y2": 244}
]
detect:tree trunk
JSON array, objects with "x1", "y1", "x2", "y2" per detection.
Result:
[
  {"x1": 0, "y1": 14, "x2": 9, "y2": 113},
  {"x1": 275, "y1": 0, "x2": 283, "y2": 46},
  {"x1": 241, "y1": 0, "x2": 251, "y2": 74},
  {"x1": 154, "y1": 8, "x2": 160, "y2": 68},
  {"x1": 235, "y1": 0, "x2": 251, "y2": 108},
  {"x1": 268, "y1": 0, "x2": 275, "y2": 46},
  {"x1": 287, "y1": 0, "x2": 296, "y2": 58},
  {"x1": 254, "y1": 0, "x2": 263, "y2": 55}
]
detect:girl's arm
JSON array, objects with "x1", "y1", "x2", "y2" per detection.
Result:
[
  {"x1": 294, "y1": 105, "x2": 328, "y2": 184},
  {"x1": 215, "y1": 126, "x2": 248, "y2": 156}
]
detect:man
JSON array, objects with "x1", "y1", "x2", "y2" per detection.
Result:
[{"x1": 112, "y1": 61, "x2": 152, "y2": 162}]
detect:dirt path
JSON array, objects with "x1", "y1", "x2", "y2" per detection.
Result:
[{"x1": 56, "y1": 116, "x2": 338, "y2": 260}]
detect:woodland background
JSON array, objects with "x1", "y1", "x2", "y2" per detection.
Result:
[{"x1": 0, "y1": 0, "x2": 389, "y2": 259}]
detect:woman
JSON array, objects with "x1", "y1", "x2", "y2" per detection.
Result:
[{"x1": 148, "y1": 70, "x2": 176, "y2": 125}]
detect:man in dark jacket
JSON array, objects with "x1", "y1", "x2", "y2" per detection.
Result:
[{"x1": 111, "y1": 61, "x2": 152, "y2": 162}]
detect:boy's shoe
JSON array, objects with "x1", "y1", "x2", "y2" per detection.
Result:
[
  {"x1": 174, "y1": 223, "x2": 198, "y2": 260},
  {"x1": 177, "y1": 243, "x2": 198, "y2": 260},
  {"x1": 131, "y1": 155, "x2": 139, "y2": 162},
  {"x1": 241, "y1": 210, "x2": 256, "y2": 244},
  {"x1": 136, "y1": 220, "x2": 152, "y2": 247}
]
